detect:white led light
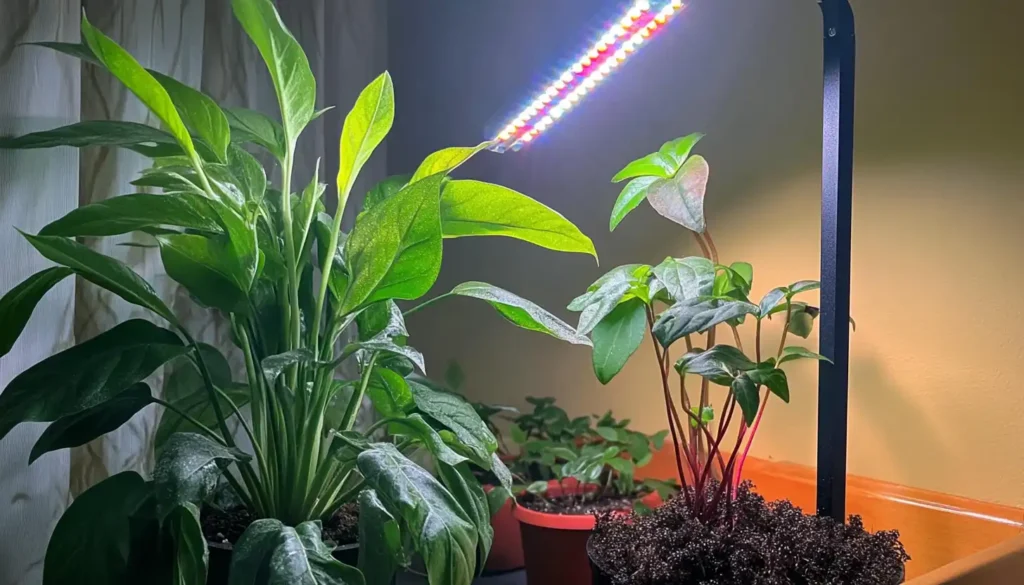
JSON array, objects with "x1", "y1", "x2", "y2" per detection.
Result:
[
  {"x1": 583, "y1": 77, "x2": 596, "y2": 89},
  {"x1": 599, "y1": 63, "x2": 612, "y2": 75},
  {"x1": 635, "y1": 0, "x2": 651, "y2": 10},
  {"x1": 513, "y1": 119, "x2": 525, "y2": 128},
  {"x1": 591, "y1": 72, "x2": 604, "y2": 83},
  {"x1": 535, "y1": 120, "x2": 549, "y2": 132},
  {"x1": 631, "y1": 33, "x2": 644, "y2": 45},
  {"x1": 671, "y1": 0, "x2": 683, "y2": 8},
  {"x1": 614, "y1": 49, "x2": 627, "y2": 61},
  {"x1": 541, "y1": 115, "x2": 553, "y2": 126},
  {"x1": 531, "y1": 100, "x2": 543, "y2": 110},
  {"x1": 568, "y1": 91, "x2": 581, "y2": 103},
  {"x1": 498, "y1": 130, "x2": 511, "y2": 141},
  {"x1": 557, "y1": 98, "x2": 572, "y2": 111},
  {"x1": 572, "y1": 62, "x2": 584, "y2": 74},
  {"x1": 522, "y1": 132, "x2": 534, "y2": 143},
  {"x1": 611, "y1": 25, "x2": 626, "y2": 37},
  {"x1": 623, "y1": 40, "x2": 635, "y2": 52},
  {"x1": 525, "y1": 106, "x2": 538, "y2": 117},
  {"x1": 602, "y1": 33, "x2": 616, "y2": 45},
  {"x1": 546, "y1": 86, "x2": 559, "y2": 98},
  {"x1": 550, "y1": 106, "x2": 564, "y2": 119},
  {"x1": 504, "y1": 124, "x2": 516, "y2": 135},
  {"x1": 628, "y1": 7, "x2": 642, "y2": 19},
  {"x1": 620, "y1": 16, "x2": 633, "y2": 27},
  {"x1": 596, "y1": 41, "x2": 608, "y2": 52},
  {"x1": 576, "y1": 86, "x2": 588, "y2": 97},
  {"x1": 560, "y1": 72, "x2": 573, "y2": 83},
  {"x1": 554, "y1": 79, "x2": 567, "y2": 90}
]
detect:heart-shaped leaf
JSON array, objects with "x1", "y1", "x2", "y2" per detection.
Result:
[
  {"x1": 652, "y1": 256, "x2": 715, "y2": 302},
  {"x1": 675, "y1": 345, "x2": 757, "y2": 385},
  {"x1": 609, "y1": 176, "x2": 659, "y2": 231},
  {"x1": 646, "y1": 155, "x2": 710, "y2": 233}
]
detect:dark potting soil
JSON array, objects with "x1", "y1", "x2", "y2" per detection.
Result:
[
  {"x1": 201, "y1": 502, "x2": 360, "y2": 548},
  {"x1": 589, "y1": 482, "x2": 909, "y2": 585},
  {"x1": 518, "y1": 491, "x2": 639, "y2": 515}
]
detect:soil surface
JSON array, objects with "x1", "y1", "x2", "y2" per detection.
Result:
[
  {"x1": 589, "y1": 482, "x2": 909, "y2": 585},
  {"x1": 201, "y1": 502, "x2": 360, "y2": 548},
  {"x1": 517, "y1": 491, "x2": 639, "y2": 515}
]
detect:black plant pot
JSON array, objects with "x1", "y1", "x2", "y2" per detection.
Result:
[{"x1": 206, "y1": 541, "x2": 360, "y2": 584}]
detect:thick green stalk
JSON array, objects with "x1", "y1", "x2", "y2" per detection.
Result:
[
  {"x1": 341, "y1": 352, "x2": 378, "y2": 431},
  {"x1": 310, "y1": 183, "x2": 354, "y2": 358}
]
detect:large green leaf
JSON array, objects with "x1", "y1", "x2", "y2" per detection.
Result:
[
  {"x1": 165, "y1": 502, "x2": 208, "y2": 585},
  {"x1": 358, "y1": 490, "x2": 405, "y2": 585},
  {"x1": 609, "y1": 176, "x2": 658, "y2": 231},
  {"x1": 437, "y1": 461, "x2": 493, "y2": 576},
  {"x1": 645, "y1": 155, "x2": 710, "y2": 234},
  {"x1": 366, "y1": 367, "x2": 414, "y2": 418},
  {"x1": 40, "y1": 192, "x2": 222, "y2": 237},
  {"x1": 23, "y1": 233, "x2": 177, "y2": 323},
  {"x1": 158, "y1": 233, "x2": 248, "y2": 313},
  {"x1": 440, "y1": 180, "x2": 596, "y2": 259},
  {"x1": 0, "y1": 267, "x2": 73, "y2": 358},
  {"x1": 153, "y1": 432, "x2": 249, "y2": 516},
  {"x1": 81, "y1": 14, "x2": 195, "y2": 157},
  {"x1": 342, "y1": 174, "x2": 444, "y2": 313},
  {"x1": 746, "y1": 366, "x2": 789, "y2": 403},
  {"x1": 229, "y1": 519, "x2": 363, "y2": 585},
  {"x1": 227, "y1": 145, "x2": 268, "y2": 205},
  {"x1": 362, "y1": 174, "x2": 411, "y2": 215},
  {"x1": 651, "y1": 256, "x2": 715, "y2": 302},
  {"x1": 30, "y1": 382, "x2": 154, "y2": 463},
  {"x1": 390, "y1": 414, "x2": 467, "y2": 467},
  {"x1": 410, "y1": 142, "x2": 490, "y2": 183},
  {"x1": 337, "y1": 72, "x2": 395, "y2": 199},
  {"x1": 42, "y1": 472, "x2": 155, "y2": 585},
  {"x1": 151, "y1": 71, "x2": 230, "y2": 161},
  {"x1": 407, "y1": 377, "x2": 496, "y2": 466},
  {"x1": 231, "y1": 0, "x2": 316, "y2": 143},
  {"x1": 0, "y1": 320, "x2": 186, "y2": 442},
  {"x1": 225, "y1": 107, "x2": 286, "y2": 160},
  {"x1": 610, "y1": 151, "x2": 675, "y2": 183},
  {"x1": 358, "y1": 443, "x2": 477, "y2": 585},
  {"x1": 450, "y1": 281, "x2": 591, "y2": 345},
  {"x1": 652, "y1": 297, "x2": 758, "y2": 347},
  {"x1": 0, "y1": 120, "x2": 183, "y2": 157},
  {"x1": 591, "y1": 298, "x2": 647, "y2": 384}
]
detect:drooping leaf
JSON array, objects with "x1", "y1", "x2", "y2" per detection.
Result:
[
  {"x1": 357, "y1": 443, "x2": 477, "y2": 585},
  {"x1": 355, "y1": 337, "x2": 425, "y2": 374},
  {"x1": 747, "y1": 366, "x2": 790, "y2": 403},
  {"x1": 651, "y1": 256, "x2": 715, "y2": 302},
  {"x1": 29, "y1": 382, "x2": 154, "y2": 463},
  {"x1": 730, "y1": 375, "x2": 761, "y2": 426},
  {"x1": 450, "y1": 281, "x2": 591, "y2": 346},
  {"x1": 228, "y1": 518, "x2": 363, "y2": 585},
  {"x1": 611, "y1": 151, "x2": 675, "y2": 183},
  {"x1": 153, "y1": 432, "x2": 249, "y2": 516},
  {"x1": 0, "y1": 267, "x2": 73, "y2": 358},
  {"x1": 389, "y1": 414, "x2": 468, "y2": 467},
  {"x1": 758, "y1": 287, "x2": 787, "y2": 318},
  {"x1": 165, "y1": 502, "x2": 209, "y2": 585},
  {"x1": 407, "y1": 377, "x2": 496, "y2": 466},
  {"x1": 778, "y1": 346, "x2": 832, "y2": 365},
  {"x1": 262, "y1": 349, "x2": 314, "y2": 384},
  {"x1": 40, "y1": 192, "x2": 222, "y2": 237},
  {"x1": 343, "y1": 174, "x2": 444, "y2": 313},
  {"x1": 646, "y1": 155, "x2": 710, "y2": 233},
  {"x1": 337, "y1": 71, "x2": 394, "y2": 199},
  {"x1": 787, "y1": 303, "x2": 819, "y2": 338},
  {"x1": 575, "y1": 280, "x2": 631, "y2": 337},
  {"x1": 0, "y1": 120, "x2": 183, "y2": 157},
  {"x1": 609, "y1": 176, "x2": 658, "y2": 231},
  {"x1": 231, "y1": 0, "x2": 317, "y2": 143},
  {"x1": 591, "y1": 298, "x2": 647, "y2": 384},
  {"x1": 410, "y1": 142, "x2": 491, "y2": 183},
  {"x1": 440, "y1": 180, "x2": 597, "y2": 259},
  {"x1": 81, "y1": 14, "x2": 195, "y2": 157},
  {"x1": 366, "y1": 367, "x2": 414, "y2": 418},
  {"x1": 150, "y1": 70, "x2": 230, "y2": 161},
  {"x1": 437, "y1": 461, "x2": 493, "y2": 576},
  {"x1": 657, "y1": 132, "x2": 705, "y2": 170},
  {"x1": 0, "y1": 320, "x2": 186, "y2": 443},
  {"x1": 675, "y1": 345, "x2": 757, "y2": 385},
  {"x1": 23, "y1": 233, "x2": 177, "y2": 323},
  {"x1": 653, "y1": 297, "x2": 759, "y2": 347},
  {"x1": 225, "y1": 107, "x2": 286, "y2": 160},
  {"x1": 569, "y1": 264, "x2": 645, "y2": 311},
  {"x1": 358, "y1": 489, "x2": 405, "y2": 585}
]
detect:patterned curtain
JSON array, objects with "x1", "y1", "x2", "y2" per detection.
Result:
[{"x1": 0, "y1": 1, "x2": 386, "y2": 583}]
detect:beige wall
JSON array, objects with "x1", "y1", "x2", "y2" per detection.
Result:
[{"x1": 389, "y1": 0, "x2": 1024, "y2": 507}]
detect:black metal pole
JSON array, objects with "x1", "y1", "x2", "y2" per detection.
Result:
[{"x1": 816, "y1": 0, "x2": 856, "y2": 523}]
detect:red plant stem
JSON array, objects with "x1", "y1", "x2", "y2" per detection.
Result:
[
  {"x1": 734, "y1": 393, "x2": 770, "y2": 485},
  {"x1": 700, "y1": 387, "x2": 738, "y2": 485},
  {"x1": 646, "y1": 309, "x2": 693, "y2": 505},
  {"x1": 692, "y1": 231, "x2": 711, "y2": 258},
  {"x1": 703, "y1": 229, "x2": 720, "y2": 264}
]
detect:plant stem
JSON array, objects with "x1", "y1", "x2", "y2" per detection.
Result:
[
  {"x1": 152, "y1": 398, "x2": 226, "y2": 446},
  {"x1": 703, "y1": 229, "x2": 720, "y2": 264},
  {"x1": 403, "y1": 292, "x2": 453, "y2": 318},
  {"x1": 341, "y1": 352, "x2": 379, "y2": 431},
  {"x1": 692, "y1": 232, "x2": 711, "y2": 258},
  {"x1": 645, "y1": 308, "x2": 693, "y2": 508},
  {"x1": 279, "y1": 148, "x2": 301, "y2": 365}
]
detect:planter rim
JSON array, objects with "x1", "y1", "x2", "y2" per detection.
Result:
[{"x1": 513, "y1": 481, "x2": 661, "y2": 532}]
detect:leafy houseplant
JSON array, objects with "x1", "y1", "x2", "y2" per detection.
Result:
[
  {"x1": 0, "y1": 2, "x2": 597, "y2": 584},
  {"x1": 576, "y1": 133, "x2": 908, "y2": 584}
]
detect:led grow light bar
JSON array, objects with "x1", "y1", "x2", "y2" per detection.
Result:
[{"x1": 491, "y1": 0, "x2": 684, "y2": 152}]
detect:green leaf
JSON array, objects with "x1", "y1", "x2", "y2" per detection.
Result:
[
  {"x1": 526, "y1": 480, "x2": 549, "y2": 495},
  {"x1": 509, "y1": 423, "x2": 527, "y2": 445},
  {"x1": 450, "y1": 281, "x2": 591, "y2": 345},
  {"x1": 569, "y1": 264, "x2": 644, "y2": 311},
  {"x1": 225, "y1": 107, "x2": 286, "y2": 160},
  {"x1": 0, "y1": 267, "x2": 73, "y2": 358},
  {"x1": 81, "y1": 14, "x2": 195, "y2": 157},
  {"x1": 595, "y1": 426, "x2": 620, "y2": 442},
  {"x1": 337, "y1": 72, "x2": 394, "y2": 199},
  {"x1": 437, "y1": 461, "x2": 493, "y2": 576},
  {"x1": 747, "y1": 367, "x2": 789, "y2": 403},
  {"x1": 440, "y1": 180, "x2": 597, "y2": 259},
  {"x1": 779, "y1": 346, "x2": 832, "y2": 365},
  {"x1": 354, "y1": 338, "x2": 425, "y2": 374},
  {"x1": 42, "y1": 472, "x2": 154, "y2": 585},
  {"x1": 357, "y1": 443, "x2": 477, "y2": 585},
  {"x1": 0, "y1": 320, "x2": 186, "y2": 443},
  {"x1": 758, "y1": 287, "x2": 787, "y2": 318},
  {"x1": 23, "y1": 233, "x2": 177, "y2": 323},
  {"x1": 675, "y1": 344, "x2": 756, "y2": 385},
  {"x1": 343, "y1": 174, "x2": 444, "y2": 313},
  {"x1": 611, "y1": 151, "x2": 675, "y2": 183},
  {"x1": 231, "y1": 0, "x2": 316, "y2": 143},
  {"x1": 150, "y1": 71, "x2": 230, "y2": 161},
  {"x1": 591, "y1": 298, "x2": 647, "y2": 384},
  {"x1": 657, "y1": 132, "x2": 705, "y2": 170},
  {"x1": 444, "y1": 361, "x2": 465, "y2": 391},
  {"x1": 787, "y1": 303, "x2": 819, "y2": 338},
  {"x1": 155, "y1": 382, "x2": 248, "y2": 456},
  {"x1": 788, "y1": 280, "x2": 820, "y2": 296},
  {"x1": 653, "y1": 297, "x2": 759, "y2": 347},
  {"x1": 314, "y1": 213, "x2": 348, "y2": 300},
  {"x1": 730, "y1": 375, "x2": 761, "y2": 426},
  {"x1": 366, "y1": 367, "x2": 414, "y2": 419},
  {"x1": 651, "y1": 256, "x2": 715, "y2": 302},
  {"x1": 0, "y1": 120, "x2": 183, "y2": 157},
  {"x1": 411, "y1": 142, "x2": 491, "y2": 183},
  {"x1": 575, "y1": 280, "x2": 630, "y2": 337},
  {"x1": 29, "y1": 382, "x2": 154, "y2": 464},
  {"x1": 407, "y1": 377, "x2": 496, "y2": 466},
  {"x1": 153, "y1": 432, "x2": 249, "y2": 516},
  {"x1": 40, "y1": 192, "x2": 222, "y2": 238},
  {"x1": 358, "y1": 490, "x2": 405, "y2": 585},
  {"x1": 227, "y1": 145, "x2": 268, "y2": 205},
  {"x1": 362, "y1": 174, "x2": 411, "y2": 214},
  {"x1": 490, "y1": 452, "x2": 513, "y2": 493},
  {"x1": 689, "y1": 406, "x2": 715, "y2": 428},
  {"x1": 262, "y1": 349, "x2": 314, "y2": 383},
  {"x1": 158, "y1": 233, "x2": 248, "y2": 313},
  {"x1": 645, "y1": 155, "x2": 710, "y2": 233},
  {"x1": 229, "y1": 519, "x2": 363, "y2": 585},
  {"x1": 165, "y1": 502, "x2": 209, "y2": 585},
  {"x1": 609, "y1": 176, "x2": 658, "y2": 231},
  {"x1": 390, "y1": 414, "x2": 467, "y2": 466},
  {"x1": 23, "y1": 41, "x2": 100, "y2": 65}
]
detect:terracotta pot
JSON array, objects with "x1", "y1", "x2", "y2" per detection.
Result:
[
  {"x1": 206, "y1": 541, "x2": 361, "y2": 585},
  {"x1": 483, "y1": 485, "x2": 525, "y2": 573},
  {"x1": 513, "y1": 480, "x2": 661, "y2": 585}
]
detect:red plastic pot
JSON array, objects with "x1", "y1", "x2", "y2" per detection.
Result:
[
  {"x1": 513, "y1": 481, "x2": 661, "y2": 585},
  {"x1": 483, "y1": 485, "x2": 525, "y2": 573}
]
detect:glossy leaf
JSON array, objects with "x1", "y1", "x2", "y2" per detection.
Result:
[
  {"x1": 440, "y1": 179, "x2": 597, "y2": 259},
  {"x1": 0, "y1": 120, "x2": 183, "y2": 157},
  {"x1": 591, "y1": 298, "x2": 647, "y2": 384},
  {"x1": 437, "y1": 461, "x2": 493, "y2": 576},
  {"x1": 366, "y1": 367, "x2": 414, "y2": 419},
  {"x1": 652, "y1": 256, "x2": 715, "y2": 302},
  {"x1": 30, "y1": 382, "x2": 154, "y2": 463},
  {"x1": 787, "y1": 303, "x2": 819, "y2": 338},
  {"x1": 390, "y1": 414, "x2": 468, "y2": 467},
  {"x1": 358, "y1": 490, "x2": 404, "y2": 585},
  {"x1": 646, "y1": 155, "x2": 710, "y2": 233},
  {"x1": 788, "y1": 280, "x2": 820, "y2": 296},
  {"x1": 40, "y1": 192, "x2": 222, "y2": 237},
  {"x1": 343, "y1": 174, "x2": 444, "y2": 313},
  {"x1": 653, "y1": 297, "x2": 759, "y2": 347},
  {"x1": 262, "y1": 349, "x2": 314, "y2": 383},
  {"x1": 23, "y1": 233, "x2": 177, "y2": 323},
  {"x1": 158, "y1": 233, "x2": 248, "y2": 313},
  {"x1": 165, "y1": 502, "x2": 208, "y2": 585},
  {"x1": 575, "y1": 280, "x2": 630, "y2": 337},
  {"x1": 411, "y1": 142, "x2": 491, "y2": 183},
  {"x1": 450, "y1": 281, "x2": 591, "y2": 346},
  {"x1": 229, "y1": 518, "x2": 363, "y2": 585},
  {"x1": 0, "y1": 320, "x2": 186, "y2": 443},
  {"x1": 758, "y1": 287, "x2": 787, "y2": 318},
  {"x1": 675, "y1": 345, "x2": 757, "y2": 385},
  {"x1": 657, "y1": 132, "x2": 705, "y2": 170},
  {"x1": 337, "y1": 72, "x2": 394, "y2": 198},
  {"x1": 730, "y1": 375, "x2": 761, "y2": 426},
  {"x1": 153, "y1": 432, "x2": 249, "y2": 516},
  {"x1": 225, "y1": 107, "x2": 286, "y2": 160},
  {"x1": 609, "y1": 176, "x2": 658, "y2": 231},
  {"x1": 227, "y1": 145, "x2": 268, "y2": 205},
  {"x1": 0, "y1": 267, "x2": 72, "y2": 358},
  {"x1": 407, "y1": 377, "x2": 496, "y2": 466},
  {"x1": 231, "y1": 0, "x2": 316, "y2": 142},
  {"x1": 151, "y1": 70, "x2": 230, "y2": 161},
  {"x1": 569, "y1": 264, "x2": 644, "y2": 311},
  {"x1": 778, "y1": 346, "x2": 832, "y2": 365},
  {"x1": 611, "y1": 151, "x2": 675, "y2": 183},
  {"x1": 747, "y1": 366, "x2": 790, "y2": 403},
  {"x1": 357, "y1": 443, "x2": 477, "y2": 585}
]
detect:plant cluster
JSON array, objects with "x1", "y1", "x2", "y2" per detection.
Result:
[{"x1": 0, "y1": 2, "x2": 598, "y2": 584}]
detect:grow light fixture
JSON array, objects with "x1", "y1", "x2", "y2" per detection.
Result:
[{"x1": 490, "y1": 0, "x2": 685, "y2": 152}]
